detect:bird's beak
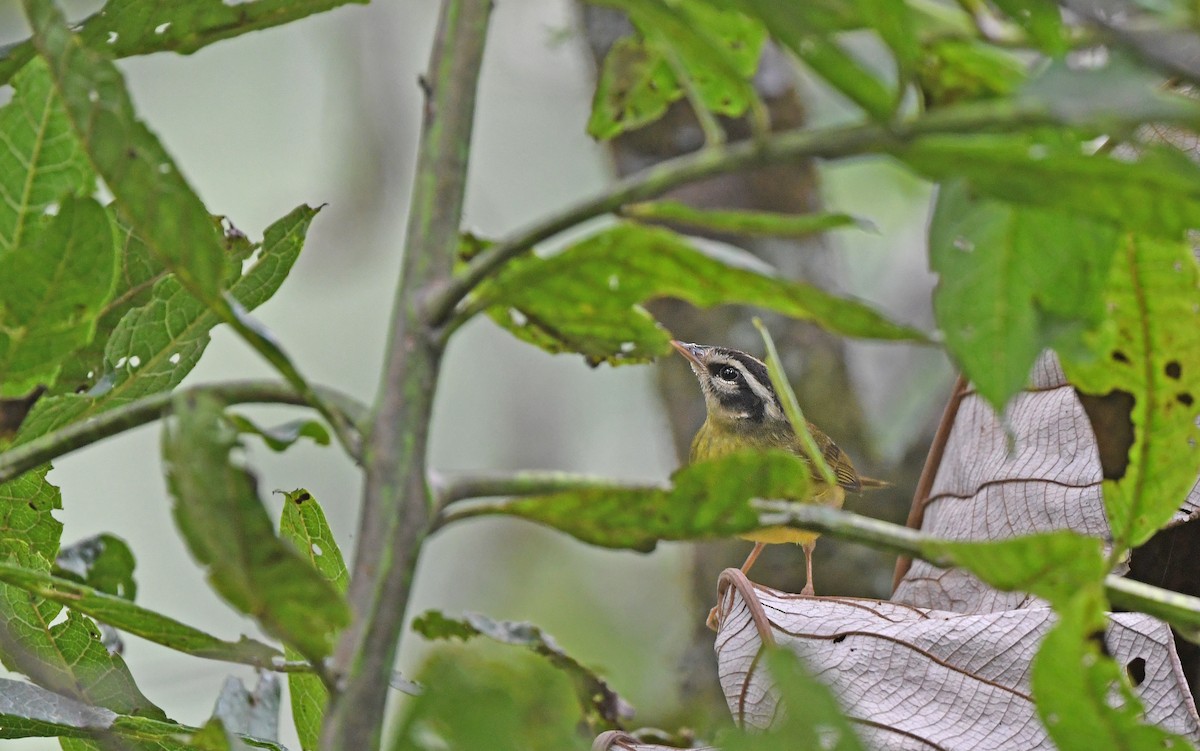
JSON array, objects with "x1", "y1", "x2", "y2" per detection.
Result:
[{"x1": 670, "y1": 340, "x2": 706, "y2": 367}]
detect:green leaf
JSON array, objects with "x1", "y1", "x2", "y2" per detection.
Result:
[
  {"x1": 0, "y1": 196, "x2": 118, "y2": 397},
  {"x1": 279, "y1": 489, "x2": 347, "y2": 751},
  {"x1": 14, "y1": 204, "x2": 318, "y2": 443},
  {"x1": 929, "y1": 181, "x2": 1119, "y2": 412},
  {"x1": 411, "y1": 610, "x2": 629, "y2": 732},
  {"x1": 587, "y1": 37, "x2": 681, "y2": 140},
  {"x1": 227, "y1": 414, "x2": 330, "y2": 452},
  {"x1": 622, "y1": 200, "x2": 866, "y2": 237},
  {"x1": 55, "y1": 533, "x2": 137, "y2": 600},
  {"x1": 714, "y1": 0, "x2": 895, "y2": 118},
  {"x1": 53, "y1": 212, "x2": 169, "y2": 395},
  {"x1": 929, "y1": 531, "x2": 1108, "y2": 608},
  {"x1": 594, "y1": 0, "x2": 765, "y2": 123},
  {"x1": 898, "y1": 135, "x2": 1200, "y2": 239},
  {"x1": 916, "y1": 38, "x2": 1027, "y2": 105},
  {"x1": 162, "y1": 393, "x2": 349, "y2": 662},
  {"x1": 1032, "y1": 589, "x2": 1188, "y2": 751},
  {"x1": 0, "y1": 0, "x2": 369, "y2": 86},
  {"x1": 853, "y1": 0, "x2": 918, "y2": 81},
  {"x1": 392, "y1": 649, "x2": 587, "y2": 751},
  {"x1": 0, "y1": 559, "x2": 284, "y2": 667},
  {"x1": 0, "y1": 465, "x2": 61, "y2": 560},
  {"x1": 480, "y1": 223, "x2": 924, "y2": 366},
  {"x1": 723, "y1": 648, "x2": 865, "y2": 751},
  {"x1": 464, "y1": 450, "x2": 809, "y2": 551},
  {"x1": 0, "y1": 58, "x2": 93, "y2": 252},
  {"x1": 991, "y1": 0, "x2": 1067, "y2": 54},
  {"x1": 25, "y1": 0, "x2": 226, "y2": 302},
  {"x1": 1061, "y1": 235, "x2": 1200, "y2": 549}
]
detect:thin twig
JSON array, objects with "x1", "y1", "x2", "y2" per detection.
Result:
[{"x1": 0, "y1": 381, "x2": 367, "y2": 485}]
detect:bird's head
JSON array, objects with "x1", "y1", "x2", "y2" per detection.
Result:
[{"x1": 670, "y1": 340, "x2": 786, "y2": 427}]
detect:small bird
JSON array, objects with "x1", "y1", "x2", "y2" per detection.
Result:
[{"x1": 671, "y1": 340, "x2": 885, "y2": 596}]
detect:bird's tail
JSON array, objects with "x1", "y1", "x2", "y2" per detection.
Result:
[{"x1": 858, "y1": 476, "x2": 891, "y2": 490}]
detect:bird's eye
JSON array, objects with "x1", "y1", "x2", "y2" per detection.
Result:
[{"x1": 719, "y1": 365, "x2": 740, "y2": 383}]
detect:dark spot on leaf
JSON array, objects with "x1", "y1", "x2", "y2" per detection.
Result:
[
  {"x1": 1112, "y1": 350, "x2": 1130, "y2": 364},
  {"x1": 293, "y1": 491, "x2": 311, "y2": 504},
  {"x1": 126, "y1": 148, "x2": 137, "y2": 159},
  {"x1": 1126, "y1": 657, "x2": 1146, "y2": 687},
  {"x1": 1178, "y1": 392, "x2": 1195, "y2": 407},
  {"x1": 1076, "y1": 389, "x2": 1135, "y2": 481},
  {"x1": 832, "y1": 634, "x2": 846, "y2": 644},
  {"x1": 1166, "y1": 361, "x2": 1182, "y2": 380},
  {"x1": 27, "y1": 502, "x2": 36, "y2": 511}
]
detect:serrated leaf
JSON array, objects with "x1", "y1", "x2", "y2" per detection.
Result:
[
  {"x1": 459, "y1": 451, "x2": 809, "y2": 551},
  {"x1": 0, "y1": 0, "x2": 370, "y2": 87},
  {"x1": 480, "y1": 223, "x2": 924, "y2": 366},
  {"x1": 0, "y1": 57, "x2": 93, "y2": 252},
  {"x1": 279, "y1": 489, "x2": 347, "y2": 751},
  {"x1": 622, "y1": 201, "x2": 865, "y2": 237},
  {"x1": 411, "y1": 610, "x2": 630, "y2": 732},
  {"x1": 14, "y1": 204, "x2": 318, "y2": 443},
  {"x1": 0, "y1": 465, "x2": 61, "y2": 560},
  {"x1": 929, "y1": 181, "x2": 1119, "y2": 412},
  {"x1": 0, "y1": 196, "x2": 118, "y2": 397},
  {"x1": 899, "y1": 135, "x2": 1200, "y2": 239},
  {"x1": 588, "y1": 37, "x2": 681, "y2": 140},
  {"x1": 722, "y1": 648, "x2": 865, "y2": 751},
  {"x1": 1031, "y1": 589, "x2": 1189, "y2": 751},
  {"x1": 1061, "y1": 235, "x2": 1200, "y2": 549},
  {"x1": 55, "y1": 533, "x2": 137, "y2": 600},
  {"x1": 25, "y1": 0, "x2": 226, "y2": 302},
  {"x1": 0, "y1": 559, "x2": 284, "y2": 666},
  {"x1": 162, "y1": 393, "x2": 348, "y2": 662}
]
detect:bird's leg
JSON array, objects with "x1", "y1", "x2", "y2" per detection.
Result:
[
  {"x1": 801, "y1": 541, "x2": 816, "y2": 596},
  {"x1": 740, "y1": 542, "x2": 766, "y2": 574}
]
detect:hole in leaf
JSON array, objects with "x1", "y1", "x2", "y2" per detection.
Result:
[
  {"x1": 1178, "y1": 393, "x2": 1194, "y2": 407},
  {"x1": 1166, "y1": 361, "x2": 1183, "y2": 380},
  {"x1": 1076, "y1": 389, "x2": 1135, "y2": 480},
  {"x1": 1127, "y1": 657, "x2": 1146, "y2": 687},
  {"x1": 1112, "y1": 350, "x2": 1130, "y2": 364}
]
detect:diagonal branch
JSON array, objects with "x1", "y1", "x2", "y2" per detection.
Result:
[{"x1": 0, "y1": 381, "x2": 367, "y2": 485}]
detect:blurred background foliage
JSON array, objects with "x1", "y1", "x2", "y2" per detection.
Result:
[{"x1": 0, "y1": 0, "x2": 941, "y2": 746}]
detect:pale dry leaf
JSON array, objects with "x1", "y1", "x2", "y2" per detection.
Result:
[
  {"x1": 711, "y1": 571, "x2": 1200, "y2": 750},
  {"x1": 894, "y1": 352, "x2": 1110, "y2": 613},
  {"x1": 590, "y1": 730, "x2": 715, "y2": 751}
]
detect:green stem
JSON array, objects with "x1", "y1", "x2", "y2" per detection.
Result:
[
  {"x1": 320, "y1": 1, "x2": 492, "y2": 749},
  {"x1": 0, "y1": 381, "x2": 366, "y2": 486},
  {"x1": 426, "y1": 99, "x2": 1058, "y2": 326},
  {"x1": 429, "y1": 473, "x2": 1200, "y2": 640}
]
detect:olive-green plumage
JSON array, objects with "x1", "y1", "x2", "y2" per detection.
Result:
[{"x1": 672, "y1": 340, "x2": 885, "y2": 595}]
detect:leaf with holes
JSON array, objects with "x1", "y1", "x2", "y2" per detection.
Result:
[
  {"x1": 0, "y1": 58, "x2": 93, "y2": 253},
  {"x1": 279, "y1": 489, "x2": 347, "y2": 751},
  {"x1": 163, "y1": 394, "x2": 348, "y2": 662},
  {"x1": 1060, "y1": 235, "x2": 1200, "y2": 549},
  {"x1": 588, "y1": 37, "x2": 681, "y2": 140},
  {"x1": 14, "y1": 204, "x2": 318, "y2": 443}
]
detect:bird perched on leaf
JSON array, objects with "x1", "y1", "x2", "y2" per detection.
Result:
[{"x1": 671, "y1": 340, "x2": 886, "y2": 596}]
